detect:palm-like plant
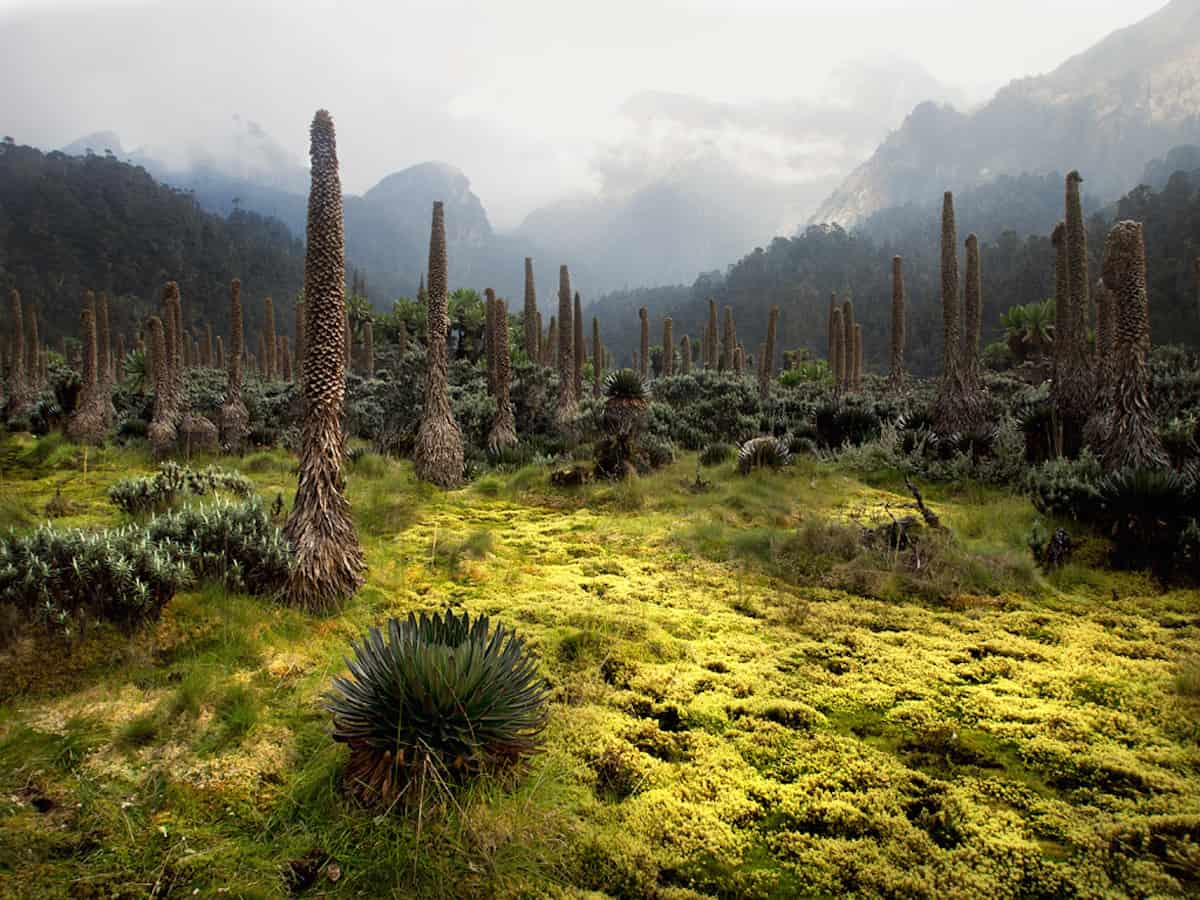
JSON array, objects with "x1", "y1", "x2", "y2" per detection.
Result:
[
  {"x1": 122, "y1": 348, "x2": 149, "y2": 394},
  {"x1": 602, "y1": 369, "x2": 647, "y2": 437},
  {"x1": 324, "y1": 610, "x2": 549, "y2": 807},
  {"x1": 738, "y1": 436, "x2": 792, "y2": 474},
  {"x1": 1001, "y1": 300, "x2": 1055, "y2": 361}
]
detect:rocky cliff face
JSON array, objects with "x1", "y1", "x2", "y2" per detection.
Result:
[{"x1": 813, "y1": 0, "x2": 1200, "y2": 227}]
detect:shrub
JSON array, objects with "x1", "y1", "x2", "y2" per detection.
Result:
[
  {"x1": 651, "y1": 372, "x2": 761, "y2": 448},
  {"x1": 1026, "y1": 451, "x2": 1105, "y2": 519},
  {"x1": 1099, "y1": 467, "x2": 1198, "y2": 571},
  {"x1": 108, "y1": 462, "x2": 255, "y2": 514},
  {"x1": 0, "y1": 499, "x2": 290, "y2": 645},
  {"x1": 324, "y1": 610, "x2": 549, "y2": 807},
  {"x1": 640, "y1": 434, "x2": 676, "y2": 471},
  {"x1": 738, "y1": 436, "x2": 791, "y2": 474},
  {"x1": 145, "y1": 499, "x2": 292, "y2": 596},
  {"x1": 700, "y1": 442, "x2": 733, "y2": 466}
]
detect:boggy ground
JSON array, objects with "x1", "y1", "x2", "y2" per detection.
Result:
[{"x1": 0, "y1": 437, "x2": 1198, "y2": 898}]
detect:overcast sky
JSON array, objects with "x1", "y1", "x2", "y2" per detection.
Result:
[{"x1": 0, "y1": 0, "x2": 1169, "y2": 227}]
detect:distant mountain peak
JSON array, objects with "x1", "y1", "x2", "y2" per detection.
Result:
[{"x1": 812, "y1": 1, "x2": 1200, "y2": 227}]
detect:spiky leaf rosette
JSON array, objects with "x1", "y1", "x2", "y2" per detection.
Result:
[
  {"x1": 325, "y1": 610, "x2": 550, "y2": 807},
  {"x1": 413, "y1": 201, "x2": 466, "y2": 487},
  {"x1": 284, "y1": 109, "x2": 365, "y2": 611},
  {"x1": 602, "y1": 368, "x2": 648, "y2": 438},
  {"x1": 738, "y1": 436, "x2": 791, "y2": 475}
]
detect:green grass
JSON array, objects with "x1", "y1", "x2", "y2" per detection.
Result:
[{"x1": 0, "y1": 441, "x2": 1198, "y2": 897}]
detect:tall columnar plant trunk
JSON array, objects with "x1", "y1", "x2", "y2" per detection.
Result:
[
  {"x1": 283, "y1": 336, "x2": 295, "y2": 381},
  {"x1": 1084, "y1": 276, "x2": 1116, "y2": 446},
  {"x1": 168, "y1": 285, "x2": 184, "y2": 426},
  {"x1": 25, "y1": 302, "x2": 39, "y2": 389},
  {"x1": 841, "y1": 298, "x2": 854, "y2": 392},
  {"x1": 94, "y1": 292, "x2": 118, "y2": 429},
  {"x1": 933, "y1": 192, "x2": 974, "y2": 432},
  {"x1": 216, "y1": 335, "x2": 225, "y2": 370},
  {"x1": 827, "y1": 292, "x2": 837, "y2": 369},
  {"x1": 1101, "y1": 221, "x2": 1166, "y2": 471},
  {"x1": 204, "y1": 324, "x2": 214, "y2": 368},
  {"x1": 710, "y1": 304, "x2": 729, "y2": 372},
  {"x1": 488, "y1": 297, "x2": 517, "y2": 452},
  {"x1": 285, "y1": 109, "x2": 365, "y2": 610},
  {"x1": 706, "y1": 299, "x2": 719, "y2": 369},
  {"x1": 523, "y1": 257, "x2": 539, "y2": 362},
  {"x1": 662, "y1": 317, "x2": 674, "y2": 377},
  {"x1": 1051, "y1": 222, "x2": 1070, "y2": 377},
  {"x1": 533, "y1": 311, "x2": 542, "y2": 364},
  {"x1": 414, "y1": 200, "x2": 466, "y2": 488},
  {"x1": 545, "y1": 316, "x2": 557, "y2": 368},
  {"x1": 963, "y1": 234, "x2": 983, "y2": 389},
  {"x1": 831, "y1": 308, "x2": 845, "y2": 395},
  {"x1": 257, "y1": 334, "x2": 268, "y2": 378},
  {"x1": 294, "y1": 299, "x2": 306, "y2": 382},
  {"x1": 1050, "y1": 220, "x2": 1072, "y2": 452},
  {"x1": 760, "y1": 306, "x2": 778, "y2": 400},
  {"x1": 681, "y1": 335, "x2": 691, "y2": 375},
  {"x1": 5, "y1": 289, "x2": 32, "y2": 418},
  {"x1": 221, "y1": 278, "x2": 250, "y2": 451},
  {"x1": 1056, "y1": 172, "x2": 1094, "y2": 455},
  {"x1": 264, "y1": 296, "x2": 277, "y2": 380},
  {"x1": 853, "y1": 324, "x2": 863, "y2": 390},
  {"x1": 484, "y1": 288, "x2": 499, "y2": 397},
  {"x1": 889, "y1": 256, "x2": 906, "y2": 389},
  {"x1": 554, "y1": 266, "x2": 577, "y2": 427},
  {"x1": 573, "y1": 292, "x2": 584, "y2": 399},
  {"x1": 363, "y1": 320, "x2": 374, "y2": 378},
  {"x1": 146, "y1": 316, "x2": 175, "y2": 454},
  {"x1": 67, "y1": 299, "x2": 106, "y2": 445},
  {"x1": 638, "y1": 307, "x2": 649, "y2": 378},
  {"x1": 592, "y1": 317, "x2": 602, "y2": 397},
  {"x1": 97, "y1": 292, "x2": 112, "y2": 388}
]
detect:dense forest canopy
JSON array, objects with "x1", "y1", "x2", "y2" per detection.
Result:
[
  {"x1": 0, "y1": 141, "x2": 305, "y2": 347},
  {"x1": 588, "y1": 168, "x2": 1200, "y2": 376}
]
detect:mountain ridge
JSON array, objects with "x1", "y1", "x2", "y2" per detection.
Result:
[{"x1": 812, "y1": 0, "x2": 1200, "y2": 227}]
